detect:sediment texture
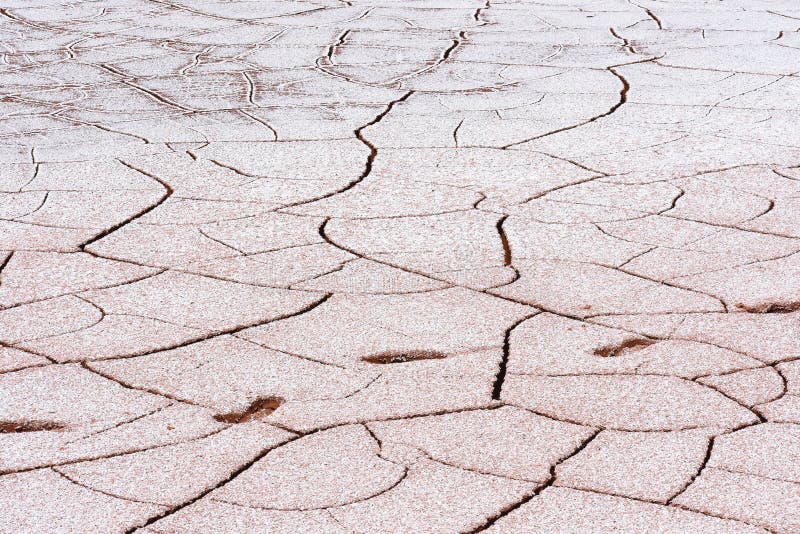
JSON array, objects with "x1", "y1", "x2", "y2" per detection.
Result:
[{"x1": 1, "y1": 1, "x2": 800, "y2": 532}]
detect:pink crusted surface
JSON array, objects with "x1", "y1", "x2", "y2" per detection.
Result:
[{"x1": 1, "y1": 1, "x2": 800, "y2": 532}]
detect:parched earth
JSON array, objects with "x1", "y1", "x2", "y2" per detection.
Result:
[{"x1": 2, "y1": 0, "x2": 800, "y2": 532}]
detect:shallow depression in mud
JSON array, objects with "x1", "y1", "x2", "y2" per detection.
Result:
[
  {"x1": 0, "y1": 420, "x2": 65, "y2": 433},
  {"x1": 214, "y1": 397, "x2": 284, "y2": 424},
  {"x1": 362, "y1": 350, "x2": 449, "y2": 364},
  {"x1": 593, "y1": 338, "x2": 656, "y2": 358}
]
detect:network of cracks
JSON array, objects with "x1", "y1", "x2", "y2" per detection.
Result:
[{"x1": 2, "y1": 0, "x2": 800, "y2": 532}]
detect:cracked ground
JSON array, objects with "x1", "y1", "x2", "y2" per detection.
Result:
[{"x1": 2, "y1": 0, "x2": 800, "y2": 532}]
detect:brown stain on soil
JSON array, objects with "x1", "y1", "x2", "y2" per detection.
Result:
[
  {"x1": 593, "y1": 338, "x2": 656, "y2": 358},
  {"x1": 736, "y1": 301, "x2": 800, "y2": 314},
  {"x1": 0, "y1": 420, "x2": 65, "y2": 433},
  {"x1": 362, "y1": 350, "x2": 448, "y2": 364},
  {"x1": 214, "y1": 397, "x2": 283, "y2": 424}
]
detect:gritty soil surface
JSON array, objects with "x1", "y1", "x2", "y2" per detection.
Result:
[{"x1": 1, "y1": 0, "x2": 800, "y2": 532}]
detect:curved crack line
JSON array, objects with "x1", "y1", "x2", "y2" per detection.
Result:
[
  {"x1": 507, "y1": 398, "x2": 758, "y2": 434},
  {"x1": 211, "y1": 447, "x2": 409, "y2": 513},
  {"x1": 495, "y1": 214, "x2": 512, "y2": 267},
  {"x1": 365, "y1": 426, "x2": 545, "y2": 484},
  {"x1": 238, "y1": 109, "x2": 278, "y2": 140},
  {"x1": 467, "y1": 428, "x2": 602, "y2": 533},
  {"x1": 0, "y1": 425, "x2": 232, "y2": 477},
  {"x1": 318, "y1": 216, "x2": 648, "y2": 342},
  {"x1": 52, "y1": 467, "x2": 169, "y2": 508},
  {"x1": 491, "y1": 313, "x2": 538, "y2": 400},
  {"x1": 507, "y1": 369, "x2": 762, "y2": 422},
  {"x1": 609, "y1": 27, "x2": 636, "y2": 54},
  {"x1": 556, "y1": 485, "x2": 778, "y2": 533},
  {"x1": 125, "y1": 430, "x2": 300, "y2": 533},
  {"x1": 665, "y1": 419, "x2": 765, "y2": 509},
  {"x1": 64, "y1": 403, "x2": 173, "y2": 445},
  {"x1": 76, "y1": 293, "x2": 331, "y2": 368},
  {"x1": 79, "y1": 160, "x2": 173, "y2": 250},
  {"x1": 273, "y1": 91, "x2": 414, "y2": 214},
  {"x1": 0, "y1": 268, "x2": 165, "y2": 313},
  {"x1": 284, "y1": 404, "x2": 503, "y2": 436},
  {"x1": 502, "y1": 56, "x2": 662, "y2": 149},
  {"x1": 628, "y1": 1, "x2": 663, "y2": 29},
  {"x1": 752, "y1": 365, "x2": 789, "y2": 409},
  {"x1": 81, "y1": 361, "x2": 202, "y2": 407},
  {"x1": 232, "y1": 336, "x2": 351, "y2": 370}
]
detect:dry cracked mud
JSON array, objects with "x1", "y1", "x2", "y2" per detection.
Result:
[{"x1": 1, "y1": 0, "x2": 800, "y2": 532}]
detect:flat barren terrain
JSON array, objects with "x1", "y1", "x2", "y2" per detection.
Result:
[{"x1": 1, "y1": 0, "x2": 800, "y2": 532}]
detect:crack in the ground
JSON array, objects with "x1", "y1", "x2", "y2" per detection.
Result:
[
  {"x1": 502, "y1": 57, "x2": 660, "y2": 149},
  {"x1": 126, "y1": 431, "x2": 300, "y2": 533},
  {"x1": 467, "y1": 428, "x2": 602, "y2": 532},
  {"x1": 3, "y1": 3, "x2": 800, "y2": 531}
]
